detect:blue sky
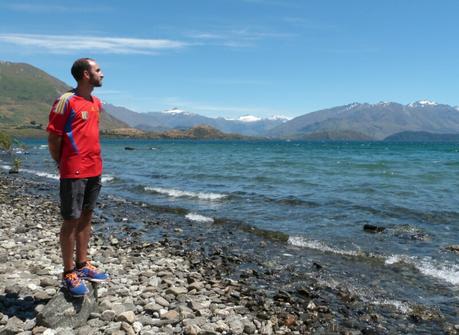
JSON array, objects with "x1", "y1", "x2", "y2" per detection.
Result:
[{"x1": 1, "y1": 0, "x2": 458, "y2": 119}]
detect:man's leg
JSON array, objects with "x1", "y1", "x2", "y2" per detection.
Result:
[
  {"x1": 60, "y1": 218, "x2": 79, "y2": 272},
  {"x1": 74, "y1": 176, "x2": 109, "y2": 282},
  {"x1": 60, "y1": 178, "x2": 89, "y2": 297},
  {"x1": 75, "y1": 208, "x2": 92, "y2": 264}
]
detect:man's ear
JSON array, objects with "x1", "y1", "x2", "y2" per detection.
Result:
[{"x1": 83, "y1": 70, "x2": 90, "y2": 80}]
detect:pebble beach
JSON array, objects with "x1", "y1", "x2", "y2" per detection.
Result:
[{"x1": 0, "y1": 172, "x2": 457, "y2": 335}]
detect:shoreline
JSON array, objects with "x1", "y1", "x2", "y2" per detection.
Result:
[{"x1": 0, "y1": 172, "x2": 457, "y2": 334}]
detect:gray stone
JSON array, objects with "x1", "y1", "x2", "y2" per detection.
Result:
[
  {"x1": 154, "y1": 296, "x2": 170, "y2": 307},
  {"x1": 75, "y1": 326, "x2": 94, "y2": 335},
  {"x1": 132, "y1": 321, "x2": 143, "y2": 333},
  {"x1": 183, "y1": 324, "x2": 200, "y2": 335},
  {"x1": 55, "y1": 327, "x2": 74, "y2": 335},
  {"x1": 227, "y1": 315, "x2": 244, "y2": 334},
  {"x1": 165, "y1": 287, "x2": 187, "y2": 296},
  {"x1": 101, "y1": 310, "x2": 116, "y2": 322},
  {"x1": 104, "y1": 322, "x2": 122, "y2": 335},
  {"x1": 144, "y1": 303, "x2": 162, "y2": 313},
  {"x1": 3, "y1": 316, "x2": 24, "y2": 334},
  {"x1": 260, "y1": 320, "x2": 273, "y2": 335},
  {"x1": 161, "y1": 310, "x2": 179, "y2": 321},
  {"x1": 117, "y1": 311, "x2": 135, "y2": 324},
  {"x1": 23, "y1": 319, "x2": 36, "y2": 331},
  {"x1": 86, "y1": 318, "x2": 105, "y2": 328},
  {"x1": 36, "y1": 283, "x2": 98, "y2": 329},
  {"x1": 121, "y1": 322, "x2": 136, "y2": 335},
  {"x1": 243, "y1": 322, "x2": 257, "y2": 334},
  {"x1": 39, "y1": 277, "x2": 57, "y2": 287}
]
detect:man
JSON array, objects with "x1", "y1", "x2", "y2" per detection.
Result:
[{"x1": 47, "y1": 58, "x2": 109, "y2": 297}]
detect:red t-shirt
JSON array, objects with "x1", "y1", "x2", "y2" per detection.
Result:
[{"x1": 47, "y1": 91, "x2": 103, "y2": 179}]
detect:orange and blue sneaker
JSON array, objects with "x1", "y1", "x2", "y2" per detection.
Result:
[
  {"x1": 76, "y1": 261, "x2": 110, "y2": 283},
  {"x1": 62, "y1": 271, "x2": 89, "y2": 297}
]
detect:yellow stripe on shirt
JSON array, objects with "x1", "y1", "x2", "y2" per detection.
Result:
[{"x1": 53, "y1": 92, "x2": 74, "y2": 115}]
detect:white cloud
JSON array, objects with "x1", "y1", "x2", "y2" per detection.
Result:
[
  {"x1": 185, "y1": 27, "x2": 294, "y2": 48},
  {"x1": 2, "y1": 3, "x2": 109, "y2": 13},
  {"x1": 0, "y1": 33, "x2": 187, "y2": 55}
]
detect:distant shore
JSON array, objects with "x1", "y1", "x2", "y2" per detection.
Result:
[{"x1": 0, "y1": 172, "x2": 457, "y2": 334}]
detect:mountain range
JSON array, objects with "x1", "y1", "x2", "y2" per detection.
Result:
[
  {"x1": 1, "y1": 60, "x2": 459, "y2": 141},
  {"x1": 103, "y1": 104, "x2": 289, "y2": 136},
  {"x1": 268, "y1": 101, "x2": 459, "y2": 140},
  {"x1": 105, "y1": 100, "x2": 459, "y2": 140}
]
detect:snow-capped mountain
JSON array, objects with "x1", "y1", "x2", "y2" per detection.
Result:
[
  {"x1": 162, "y1": 107, "x2": 195, "y2": 116},
  {"x1": 238, "y1": 115, "x2": 262, "y2": 122},
  {"x1": 408, "y1": 100, "x2": 439, "y2": 108},
  {"x1": 104, "y1": 100, "x2": 459, "y2": 140},
  {"x1": 104, "y1": 105, "x2": 288, "y2": 136},
  {"x1": 268, "y1": 101, "x2": 459, "y2": 140}
]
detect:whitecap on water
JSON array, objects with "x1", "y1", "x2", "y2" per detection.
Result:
[
  {"x1": 101, "y1": 175, "x2": 114, "y2": 183},
  {"x1": 21, "y1": 169, "x2": 59, "y2": 180},
  {"x1": 20, "y1": 169, "x2": 115, "y2": 184},
  {"x1": 288, "y1": 236, "x2": 362, "y2": 257},
  {"x1": 371, "y1": 299, "x2": 411, "y2": 314},
  {"x1": 144, "y1": 187, "x2": 226, "y2": 201},
  {"x1": 185, "y1": 213, "x2": 214, "y2": 223},
  {"x1": 385, "y1": 254, "x2": 459, "y2": 286}
]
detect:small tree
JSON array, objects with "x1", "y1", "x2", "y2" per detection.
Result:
[
  {"x1": 0, "y1": 131, "x2": 22, "y2": 174},
  {"x1": 0, "y1": 132, "x2": 12, "y2": 152}
]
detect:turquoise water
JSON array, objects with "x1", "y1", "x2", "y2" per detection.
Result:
[{"x1": 6, "y1": 139, "x2": 459, "y2": 321}]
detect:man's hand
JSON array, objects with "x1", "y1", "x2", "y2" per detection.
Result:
[{"x1": 48, "y1": 132, "x2": 62, "y2": 165}]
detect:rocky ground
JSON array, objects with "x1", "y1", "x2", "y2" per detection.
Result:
[{"x1": 0, "y1": 173, "x2": 457, "y2": 335}]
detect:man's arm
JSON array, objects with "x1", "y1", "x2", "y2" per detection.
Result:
[{"x1": 48, "y1": 132, "x2": 62, "y2": 164}]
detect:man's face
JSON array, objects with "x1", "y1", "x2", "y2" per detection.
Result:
[{"x1": 87, "y1": 60, "x2": 104, "y2": 87}]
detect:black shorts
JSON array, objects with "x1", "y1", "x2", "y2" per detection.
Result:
[{"x1": 60, "y1": 176, "x2": 102, "y2": 220}]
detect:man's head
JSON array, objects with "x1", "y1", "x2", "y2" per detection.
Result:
[{"x1": 71, "y1": 58, "x2": 103, "y2": 87}]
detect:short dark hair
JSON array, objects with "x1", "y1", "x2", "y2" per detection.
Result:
[{"x1": 71, "y1": 58, "x2": 94, "y2": 81}]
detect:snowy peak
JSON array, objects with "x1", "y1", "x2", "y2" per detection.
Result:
[
  {"x1": 238, "y1": 115, "x2": 262, "y2": 122},
  {"x1": 267, "y1": 115, "x2": 291, "y2": 122},
  {"x1": 162, "y1": 107, "x2": 194, "y2": 116},
  {"x1": 408, "y1": 100, "x2": 438, "y2": 107}
]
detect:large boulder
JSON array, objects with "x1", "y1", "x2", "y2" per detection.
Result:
[{"x1": 36, "y1": 283, "x2": 98, "y2": 329}]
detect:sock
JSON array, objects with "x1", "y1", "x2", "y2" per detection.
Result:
[
  {"x1": 76, "y1": 261, "x2": 87, "y2": 269},
  {"x1": 63, "y1": 269, "x2": 74, "y2": 276}
]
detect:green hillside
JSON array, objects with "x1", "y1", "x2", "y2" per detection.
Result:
[{"x1": 0, "y1": 61, "x2": 127, "y2": 136}]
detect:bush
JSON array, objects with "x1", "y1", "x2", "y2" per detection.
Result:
[{"x1": 0, "y1": 132, "x2": 12, "y2": 152}]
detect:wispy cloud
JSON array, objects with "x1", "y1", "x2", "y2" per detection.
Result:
[
  {"x1": 1, "y1": 2, "x2": 109, "y2": 13},
  {"x1": 185, "y1": 27, "x2": 294, "y2": 48},
  {"x1": 0, "y1": 34, "x2": 187, "y2": 55}
]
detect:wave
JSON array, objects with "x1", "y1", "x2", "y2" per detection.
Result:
[
  {"x1": 288, "y1": 236, "x2": 371, "y2": 258},
  {"x1": 20, "y1": 168, "x2": 115, "y2": 184},
  {"x1": 385, "y1": 255, "x2": 459, "y2": 286},
  {"x1": 144, "y1": 187, "x2": 227, "y2": 201},
  {"x1": 21, "y1": 168, "x2": 59, "y2": 180},
  {"x1": 185, "y1": 213, "x2": 214, "y2": 223},
  {"x1": 290, "y1": 236, "x2": 459, "y2": 286},
  {"x1": 371, "y1": 299, "x2": 411, "y2": 314},
  {"x1": 101, "y1": 175, "x2": 115, "y2": 183}
]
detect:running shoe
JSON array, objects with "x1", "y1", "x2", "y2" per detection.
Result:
[
  {"x1": 62, "y1": 271, "x2": 89, "y2": 297},
  {"x1": 76, "y1": 261, "x2": 110, "y2": 282}
]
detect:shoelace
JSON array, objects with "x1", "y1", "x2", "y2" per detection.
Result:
[
  {"x1": 84, "y1": 262, "x2": 98, "y2": 271},
  {"x1": 64, "y1": 272, "x2": 80, "y2": 286}
]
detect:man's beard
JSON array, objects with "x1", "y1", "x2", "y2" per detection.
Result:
[{"x1": 89, "y1": 75, "x2": 102, "y2": 87}]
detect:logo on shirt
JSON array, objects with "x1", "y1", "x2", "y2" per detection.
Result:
[{"x1": 81, "y1": 111, "x2": 89, "y2": 120}]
